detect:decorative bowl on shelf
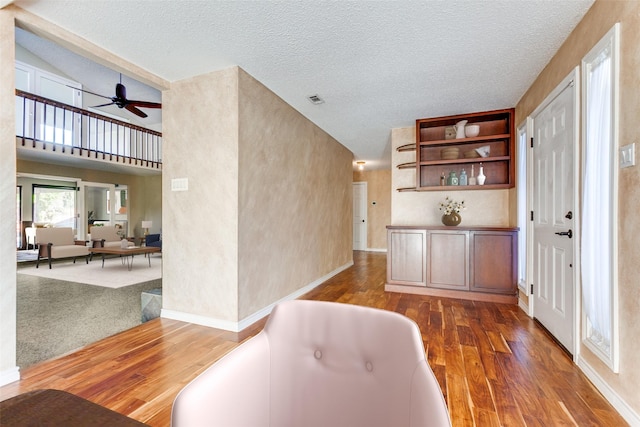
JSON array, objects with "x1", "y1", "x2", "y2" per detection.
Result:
[
  {"x1": 475, "y1": 145, "x2": 490, "y2": 157},
  {"x1": 465, "y1": 124, "x2": 480, "y2": 137},
  {"x1": 464, "y1": 150, "x2": 481, "y2": 159},
  {"x1": 441, "y1": 147, "x2": 460, "y2": 160}
]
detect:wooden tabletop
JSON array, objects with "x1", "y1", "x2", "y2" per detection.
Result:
[{"x1": 89, "y1": 246, "x2": 161, "y2": 256}]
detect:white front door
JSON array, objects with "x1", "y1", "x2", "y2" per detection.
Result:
[
  {"x1": 352, "y1": 182, "x2": 367, "y2": 250},
  {"x1": 532, "y1": 71, "x2": 577, "y2": 354}
]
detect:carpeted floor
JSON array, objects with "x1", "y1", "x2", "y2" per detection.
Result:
[
  {"x1": 18, "y1": 255, "x2": 161, "y2": 288},
  {"x1": 17, "y1": 272, "x2": 161, "y2": 368}
]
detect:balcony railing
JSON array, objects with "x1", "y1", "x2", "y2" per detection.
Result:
[{"x1": 16, "y1": 89, "x2": 162, "y2": 169}]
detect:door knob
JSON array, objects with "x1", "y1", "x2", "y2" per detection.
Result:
[{"x1": 555, "y1": 229, "x2": 573, "y2": 238}]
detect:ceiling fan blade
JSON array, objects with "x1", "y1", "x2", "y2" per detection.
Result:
[
  {"x1": 126, "y1": 100, "x2": 162, "y2": 109},
  {"x1": 91, "y1": 101, "x2": 116, "y2": 108},
  {"x1": 125, "y1": 104, "x2": 148, "y2": 118},
  {"x1": 66, "y1": 85, "x2": 112, "y2": 100}
]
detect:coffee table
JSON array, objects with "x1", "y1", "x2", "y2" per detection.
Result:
[{"x1": 89, "y1": 246, "x2": 161, "y2": 271}]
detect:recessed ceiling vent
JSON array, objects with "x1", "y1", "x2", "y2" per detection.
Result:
[{"x1": 307, "y1": 94, "x2": 325, "y2": 105}]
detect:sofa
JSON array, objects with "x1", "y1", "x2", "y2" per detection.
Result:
[
  {"x1": 90, "y1": 225, "x2": 134, "y2": 249},
  {"x1": 171, "y1": 300, "x2": 451, "y2": 427},
  {"x1": 35, "y1": 227, "x2": 89, "y2": 269},
  {"x1": 145, "y1": 234, "x2": 162, "y2": 249}
]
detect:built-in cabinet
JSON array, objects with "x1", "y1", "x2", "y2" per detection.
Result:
[{"x1": 386, "y1": 226, "x2": 518, "y2": 304}]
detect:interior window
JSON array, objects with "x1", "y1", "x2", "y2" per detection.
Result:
[
  {"x1": 516, "y1": 123, "x2": 528, "y2": 293},
  {"x1": 581, "y1": 23, "x2": 620, "y2": 372}
]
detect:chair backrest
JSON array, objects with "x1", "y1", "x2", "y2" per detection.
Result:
[
  {"x1": 145, "y1": 233, "x2": 161, "y2": 244},
  {"x1": 35, "y1": 227, "x2": 76, "y2": 246},
  {"x1": 90, "y1": 225, "x2": 120, "y2": 242},
  {"x1": 263, "y1": 300, "x2": 451, "y2": 427}
]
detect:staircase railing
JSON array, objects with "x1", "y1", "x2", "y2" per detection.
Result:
[{"x1": 15, "y1": 89, "x2": 162, "y2": 169}]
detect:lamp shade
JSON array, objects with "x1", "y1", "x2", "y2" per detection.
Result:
[{"x1": 141, "y1": 221, "x2": 152, "y2": 229}]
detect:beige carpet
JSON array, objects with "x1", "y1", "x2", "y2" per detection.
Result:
[{"x1": 18, "y1": 255, "x2": 162, "y2": 288}]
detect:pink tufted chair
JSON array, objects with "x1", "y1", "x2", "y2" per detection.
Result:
[{"x1": 171, "y1": 300, "x2": 451, "y2": 427}]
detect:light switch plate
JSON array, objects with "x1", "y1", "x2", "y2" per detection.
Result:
[
  {"x1": 171, "y1": 178, "x2": 189, "y2": 191},
  {"x1": 620, "y1": 143, "x2": 635, "y2": 168}
]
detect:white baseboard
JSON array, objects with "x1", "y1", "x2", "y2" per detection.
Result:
[
  {"x1": 161, "y1": 309, "x2": 240, "y2": 332},
  {"x1": 0, "y1": 366, "x2": 20, "y2": 387},
  {"x1": 366, "y1": 248, "x2": 387, "y2": 253},
  {"x1": 162, "y1": 260, "x2": 354, "y2": 333},
  {"x1": 577, "y1": 356, "x2": 640, "y2": 426},
  {"x1": 518, "y1": 298, "x2": 529, "y2": 315}
]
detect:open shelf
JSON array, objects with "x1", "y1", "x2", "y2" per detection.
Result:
[
  {"x1": 396, "y1": 143, "x2": 416, "y2": 152},
  {"x1": 397, "y1": 162, "x2": 417, "y2": 169},
  {"x1": 415, "y1": 109, "x2": 515, "y2": 191}
]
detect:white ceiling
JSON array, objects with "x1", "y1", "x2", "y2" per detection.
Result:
[{"x1": 12, "y1": 0, "x2": 595, "y2": 170}]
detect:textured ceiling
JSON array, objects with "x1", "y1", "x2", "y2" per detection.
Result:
[{"x1": 12, "y1": 0, "x2": 595, "y2": 169}]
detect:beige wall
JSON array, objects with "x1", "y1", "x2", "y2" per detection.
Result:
[
  {"x1": 391, "y1": 127, "x2": 512, "y2": 227},
  {"x1": 515, "y1": 0, "x2": 640, "y2": 418},
  {"x1": 237, "y1": 69, "x2": 353, "y2": 318},
  {"x1": 162, "y1": 68, "x2": 241, "y2": 325},
  {"x1": 16, "y1": 159, "x2": 161, "y2": 238},
  {"x1": 353, "y1": 169, "x2": 391, "y2": 250},
  {"x1": 162, "y1": 67, "x2": 354, "y2": 326}
]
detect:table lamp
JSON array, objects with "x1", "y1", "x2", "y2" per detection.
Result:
[{"x1": 142, "y1": 221, "x2": 152, "y2": 237}]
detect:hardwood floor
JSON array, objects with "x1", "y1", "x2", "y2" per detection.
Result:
[{"x1": 0, "y1": 251, "x2": 627, "y2": 426}]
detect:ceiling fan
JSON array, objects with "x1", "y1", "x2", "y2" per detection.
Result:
[{"x1": 73, "y1": 75, "x2": 161, "y2": 118}]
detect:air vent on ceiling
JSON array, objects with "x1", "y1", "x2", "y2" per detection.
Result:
[{"x1": 307, "y1": 94, "x2": 325, "y2": 105}]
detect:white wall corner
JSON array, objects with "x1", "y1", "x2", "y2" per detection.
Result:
[
  {"x1": 0, "y1": 366, "x2": 20, "y2": 387},
  {"x1": 577, "y1": 356, "x2": 640, "y2": 426}
]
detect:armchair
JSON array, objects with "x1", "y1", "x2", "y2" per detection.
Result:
[
  {"x1": 172, "y1": 300, "x2": 451, "y2": 427},
  {"x1": 145, "y1": 233, "x2": 162, "y2": 249}
]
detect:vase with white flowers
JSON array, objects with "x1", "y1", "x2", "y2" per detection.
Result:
[{"x1": 439, "y1": 196, "x2": 465, "y2": 226}]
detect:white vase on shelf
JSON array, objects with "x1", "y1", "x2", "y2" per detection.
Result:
[{"x1": 477, "y1": 164, "x2": 486, "y2": 186}]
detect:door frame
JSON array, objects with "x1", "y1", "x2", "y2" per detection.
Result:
[
  {"x1": 352, "y1": 182, "x2": 367, "y2": 251},
  {"x1": 529, "y1": 67, "x2": 581, "y2": 360}
]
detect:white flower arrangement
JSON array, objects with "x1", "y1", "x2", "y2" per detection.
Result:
[{"x1": 439, "y1": 196, "x2": 465, "y2": 215}]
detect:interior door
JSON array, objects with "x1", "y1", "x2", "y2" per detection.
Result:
[
  {"x1": 532, "y1": 73, "x2": 576, "y2": 354},
  {"x1": 352, "y1": 182, "x2": 367, "y2": 250}
]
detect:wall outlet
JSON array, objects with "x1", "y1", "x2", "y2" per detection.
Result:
[{"x1": 620, "y1": 143, "x2": 635, "y2": 168}]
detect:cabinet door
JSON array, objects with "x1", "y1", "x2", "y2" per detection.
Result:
[
  {"x1": 470, "y1": 231, "x2": 517, "y2": 294},
  {"x1": 427, "y1": 231, "x2": 469, "y2": 290},
  {"x1": 387, "y1": 229, "x2": 427, "y2": 287}
]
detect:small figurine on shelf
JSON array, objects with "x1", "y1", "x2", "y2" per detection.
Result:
[
  {"x1": 440, "y1": 172, "x2": 446, "y2": 186},
  {"x1": 469, "y1": 164, "x2": 477, "y2": 185},
  {"x1": 459, "y1": 169, "x2": 468, "y2": 186}
]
